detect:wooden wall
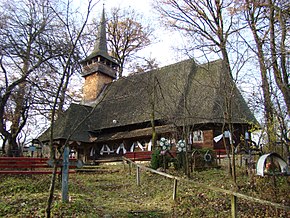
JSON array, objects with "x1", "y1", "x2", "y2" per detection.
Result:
[
  {"x1": 82, "y1": 72, "x2": 112, "y2": 103},
  {"x1": 191, "y1": 130, "x2": 214, "y2": 149}
]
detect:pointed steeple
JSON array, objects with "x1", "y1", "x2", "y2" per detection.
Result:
[
  {"x1": 94, "y1": 6, "x2": 108, "y2": 55},
  {"x1": 80, "y1": 6, "x2": 119, "y2": 105},
  {"x1": 80, "y1": 6, "x2": 118, "y2": 79}
]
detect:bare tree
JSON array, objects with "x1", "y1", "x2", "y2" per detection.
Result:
[
  {"x1": 268, "y1": 0, "x2": 290, "y2": 117},
  {"x1": 242, "y1": 0, "x2": 289, "y2": 148},
  {"x1": 42, "y1": 0, "x2": 97, "y2": 216},
  {"x1": 107, "y1": 7, "x2": 154, "y2": 78},
  {"x1": 0, "y1": 0, "x2": 96, "y2": 214},
  {"x1": 154, "y1": 0, "x2": 244, "y2": 185},
  {"x1": 0, "y1": 0, "x2": 87, "y2": 156},
  {"x1": 130, "y1": 57, "x2": 159, "y2": 74},
  {"x1": 0, "y1": 0, "x2": 58, "y2": 156}
]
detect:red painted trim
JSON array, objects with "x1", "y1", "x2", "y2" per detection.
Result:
[
  {"x1": 0, "y1": 171, "x2": 76, "y2": 175},
  {"x1": 0, "y1": 157, "x2": 77, "y2": 174}
]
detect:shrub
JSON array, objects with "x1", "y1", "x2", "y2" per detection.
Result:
[{"x1": 150, "y1": 149, "x2": 162, "y2": 170}]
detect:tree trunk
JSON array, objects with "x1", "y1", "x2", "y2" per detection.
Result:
[
  {"x1": 268, "y1": 0, "x2": 290, "y2": 117},
  {"x1": 1, "y1": 139, "x2": 6, "y2": 155},
  {"x1": 56, "y1": 67, "x2": 71, "y2": 118},
  {"x1": 7, "y1": 136, "x2": 20, "y2": 157},
  {"x1": 150, "y1": 75, "x2": 157, "y2": 148},
  {"x1": 151, "y1": 118, "x2": 157, "y2": 148},
  {"x1": 247, "y1": 10, "x2": 275, "y2": 148},
  {"x1": 229, "y1": 124, "x2": 237, "y2": 187},
  {"x1": 46, "y1": 151, "x2": 57, "y2": 218}
]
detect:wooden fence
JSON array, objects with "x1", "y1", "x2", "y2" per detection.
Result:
[{"x1": 123, "y1": 157, "x2": 290, "y2": 218}]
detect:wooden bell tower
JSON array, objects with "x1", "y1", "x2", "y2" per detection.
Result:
[{"x1": 80, "y1": 7, "x2": 118, "y2": 105}]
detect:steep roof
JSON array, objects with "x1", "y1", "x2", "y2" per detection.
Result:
[
  {"x1": 88, "y1": 58, "x2": 257, "y2": 131},
  {"x1": 39, "y1": 58, "x2": 257, "y2": 143},
  {"x1": 39, "y1": 103, "x2": 93, "y2": 142}
]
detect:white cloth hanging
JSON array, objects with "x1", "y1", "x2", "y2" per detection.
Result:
[
  {"x1": 130, "y1": 142, "x2": 144, "y2": 152},
  {"x1": 116, "y1": 143, "x2": 126, "y2": 154},
  {"x1": 130, "y1": 142, "x2": 136, "y2": 152},
  {"x1": 213, "y1": 134, "x2": 223, "y2": 143},
  {"x1": 224, "y1": 131, "x2": 233, "y2": 144},
  {"x1": 188, "y1": 133, "x2": 193, "y2": 144},
  {"x1": 100, "y1": 145, "x2": 113, "y2": 155},
  {"x1": 147, "y1": 140, "x2": 152, "y2": 151},
  {"x1": 137, "y1": 141, "x2": 145, "y2": 151},
  {"x1": 90, "y1": 147, "x2": 95, "y2": 156},
  {"x1": 213, "y1": 131, "x2": 232, "y2": 143}
]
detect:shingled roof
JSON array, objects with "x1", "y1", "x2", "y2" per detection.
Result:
[
  {"x1": 88, "y1": 58, "x2": 257, "y2": 130},
  {"x1": 39, "y1": 103, "x2": 93, "y2": 142},
  {"x1": 39, "y1": 58, "x2": 257, "y2": 143}
]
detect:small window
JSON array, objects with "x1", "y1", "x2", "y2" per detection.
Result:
[{"x1": 192, "y1": 130, "x2": 203, "y2": 142}]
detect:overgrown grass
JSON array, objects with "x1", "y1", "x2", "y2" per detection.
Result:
[{"x1": 0, "y1": 162, "x2": 289, "y2": 217}]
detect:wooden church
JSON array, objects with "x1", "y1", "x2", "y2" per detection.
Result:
[{"x1": 39, "y1": 9, "x2": 258, "y2": 162}]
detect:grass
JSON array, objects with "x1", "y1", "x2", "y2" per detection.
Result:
[{"x1": 0, "y1": 162, "x2": 289, "y2": 217}]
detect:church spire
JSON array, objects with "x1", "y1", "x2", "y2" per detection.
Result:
[
  {"x1": 80, "y1": 6, "x2": 119, "y2": 105},
  {"x1": 81, "y1": 6, "x2": 113, "y2": 63},
  {"x1": 80, "y1": 6, "x2": 118, "y2": 79},
  {"x1": 93, "y1": 6, "x2": 108, "y2": 55}
]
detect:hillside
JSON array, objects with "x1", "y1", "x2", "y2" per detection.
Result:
[{"x1": 0, "y1": 162, "x2": 289, "y2": 217}]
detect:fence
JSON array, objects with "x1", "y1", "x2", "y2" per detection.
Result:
[
  {"x1": 0, "y1": 156, "x2": 82, "y2": 175},
  {"x1": 123, "y1": 157, "x2": 290, "y2": 218}
]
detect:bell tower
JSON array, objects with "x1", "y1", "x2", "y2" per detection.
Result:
[{"x1": 81, "y1": 7, "x2": 118, "y2": 105}]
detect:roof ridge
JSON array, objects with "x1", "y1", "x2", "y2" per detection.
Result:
[
  {"x1": 104, "y1": 58, "x2": 223, "y2": 95},
  {"x1": 124, "y1": 58, "x2": 223, "y2": 78}
]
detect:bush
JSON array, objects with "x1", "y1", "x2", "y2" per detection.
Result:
[
  {"x1": 150, "y1": 149, "x2": 162, "y2": 170},
  {"x1": 174, "y1": 152, "x2": 185, "y2": 170},
  {"x1": 150, "y1": 149, "x2": 173, "y2": 170}
]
